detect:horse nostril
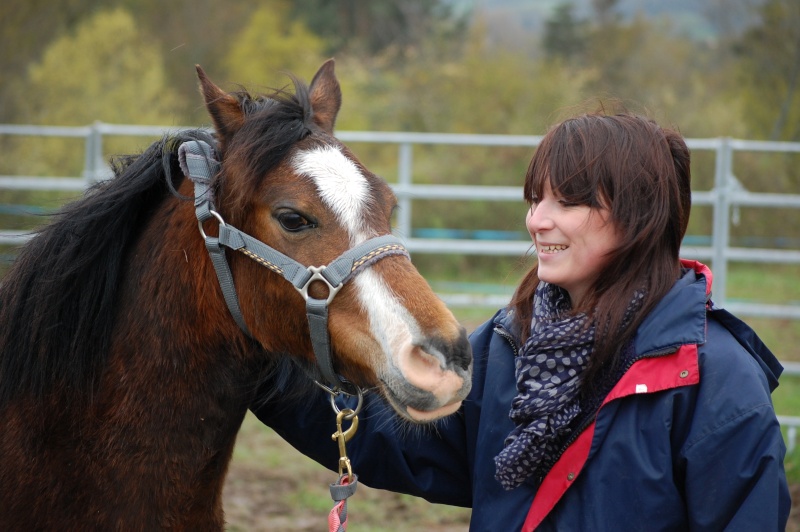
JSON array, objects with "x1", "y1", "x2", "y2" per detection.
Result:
[
  {"x1": 425, "y1": 329, "x2": 473, "y2": 372},
  {"x1": 455, "y1": 327, "x2": 472, "y2": 371}
]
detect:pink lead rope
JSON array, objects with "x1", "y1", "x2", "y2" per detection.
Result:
[
  {"x1": 328, "y1": 474, "x2": 358, "y2": 531},
  {"x1": 327, "y1": 407, "x2": 359, "y2": 531}
]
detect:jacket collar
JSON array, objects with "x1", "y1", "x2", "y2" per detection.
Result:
[
  {"x1": 634, "y1": 260, "x2": 710, "y2": 357},
  {"x1": 492, "y1": 305, "x2": 518, "y2": 336},
  {"x1": 494, "y1": 260, "x2": 713, "y2": 357}
]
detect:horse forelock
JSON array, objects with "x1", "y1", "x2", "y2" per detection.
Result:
[
  {"x1": 223, "y1": 79, "x2": 313, "y2": 187},
  {"x1": 220, "y1": 79, "x2": 385, "y2": 247}
]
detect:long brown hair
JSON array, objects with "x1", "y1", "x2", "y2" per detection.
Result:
[{"x1": 509, "y1": 111, "x2": 692, "y2": 381}]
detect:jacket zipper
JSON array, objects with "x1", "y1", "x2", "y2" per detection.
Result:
[
  {"x1": 532, "y1": 344, "x2": 680, "y2": 484},
  {"x1": 494, "y1": 325, "x2": 520, "y2": 358}
]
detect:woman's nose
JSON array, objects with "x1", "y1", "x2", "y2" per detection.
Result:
[{"x1": 526, "y1": 202, "x2": 553, "y2": 234}]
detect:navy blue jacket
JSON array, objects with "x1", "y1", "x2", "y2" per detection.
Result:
[{"x1": 254, "y1": 261, "x2": 790, "y2": 530}]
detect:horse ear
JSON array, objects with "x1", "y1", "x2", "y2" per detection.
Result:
[
  {"x1": 308, "y1": 59, "x2": 342, "y2": 134},
  {"x1": 196, "y1": 65, "x2": 244, "y2": 145}
]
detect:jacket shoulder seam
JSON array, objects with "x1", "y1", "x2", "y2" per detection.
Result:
[{"x1": 683, "y1": 401, "x2": 777, "y2": 453}]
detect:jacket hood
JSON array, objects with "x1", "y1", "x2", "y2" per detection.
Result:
[
  {"x1": 635, "y1": 260, "x2": 709, "y2": 356},
  {"x1": 708, "y1": 302, "x2": 784, "y2": 392},
  {"x1": 638, "y1": 259, "x2": 783, "y2": 392}
]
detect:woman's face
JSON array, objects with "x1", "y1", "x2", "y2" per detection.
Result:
[{"x1": 526, "y1": 182, "x2": 621, "y2": 306}]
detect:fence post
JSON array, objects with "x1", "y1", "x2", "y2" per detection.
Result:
[
  {"x1": 82, "y1": 122, "x2": 106, "y2": 184},
  {"x1": 711, "y1": 137, "x2": 733, "y2": 306},
  {"x1": 82, "y1": 123, "x2": 97, "y2": 185},
  {"x1": 397, "y1": 142, "x2": 413, "y2": 239}
]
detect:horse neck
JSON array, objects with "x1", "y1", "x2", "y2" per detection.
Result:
[
  {"x1": 94, "y1": 190, "x2": 262, "y2": 460},
  {"x1": 0, "y1": 191, "x2": 260, "y2": 527}
]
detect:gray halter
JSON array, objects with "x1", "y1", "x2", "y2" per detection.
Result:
[{"x1": 178, "y1": 140, "x2": 409, "y2": 396}]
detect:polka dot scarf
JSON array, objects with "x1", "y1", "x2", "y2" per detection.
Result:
[{"x1": 494, "y1": 281, "x2": 593, "y2": 490}]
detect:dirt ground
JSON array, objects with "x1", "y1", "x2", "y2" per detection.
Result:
[
  {"x1": 222, "y1": 414, "x2": 471, "y2": 531},
  {"x1": 791, "y1": 484, "x2": 800, "y2": 532},
  {"x1": 223, "y1": 463, "x2": 471, "y2": 531},
  {"x1": 223, "y1": 414, "x2": 799, "y2": 531}
]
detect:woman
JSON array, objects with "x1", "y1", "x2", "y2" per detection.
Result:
[{"x1": 254, "y1": 112, "x2": 789, "y2": 530}]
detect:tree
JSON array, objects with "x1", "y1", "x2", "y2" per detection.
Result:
[
  {"x1": 592, "y1": 0, "x2": 621, "y2": 26},
  {"x1": 287, "y1": 0, "x2": 464, "y2": 55},
  {"x1": 22, "y1": 7, "x2": 182, "y2": 126},
  {"x1": 223, "y1": 2, "x2": 327, "y2": 91},
  {"x1": 12, "y1": 7, "x2": 182, "y2": 176},
  {"x1": 543, "y1": 2, "x2": 587, "y2": 62},
  {"x1": 732, "y1": 0, "x2": 800, "y2": 140},
  {"x1": 0, "y1": 0, "x2": 105, "y2": 123}
]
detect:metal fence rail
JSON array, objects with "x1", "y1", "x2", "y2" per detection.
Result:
[
  {"x1": 2, "y1": 123, "x2": 799, "y2": 338},
  {"x1": 2, "y1": 123, "x2": 800, "y2": 295}
]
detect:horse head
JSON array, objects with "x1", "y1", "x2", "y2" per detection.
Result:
[{"x1": 194, "y1": 60, "x2": 472, "y2": 422}]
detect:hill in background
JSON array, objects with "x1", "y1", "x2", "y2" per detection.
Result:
[{"x1": 456, "y1": 0, "x2": 760, "y2": 41}]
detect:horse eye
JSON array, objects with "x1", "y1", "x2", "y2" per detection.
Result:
[{"x1": 277, "y1": 212, "x2": 314, "y2": 232}]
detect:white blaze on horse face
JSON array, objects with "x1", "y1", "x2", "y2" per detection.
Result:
[
  {"x1": 292, "y1": 145, "x2": 449, "y2": 410},
  {"x1": 354, "y1": 269, "x2": 423, "y2": 366},
  {"x1": 292, "y1": 146, "x2": 371, "y2": 244},
  {"x1": 355, "y1": 268, "x2": 461, "y2": 417}
]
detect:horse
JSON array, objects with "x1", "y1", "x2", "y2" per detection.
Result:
[{"x1": 0, "y1": 59, "x2": 472, "y2": 530}]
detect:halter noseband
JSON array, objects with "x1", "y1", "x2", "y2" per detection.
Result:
[{"x1": 178, "y1": 140, "x2": 409, "y2": 398}]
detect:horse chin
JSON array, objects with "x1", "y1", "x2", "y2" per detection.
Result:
[
  {"x1": 381, "y1": 388, "x2": 464, "y2": 424},
  {"x1": 404, "y1": 401, "x2": 463, "y2": 423},
  {"x1": 378, "y1": 372, "x2": 471, "y2": 424}
]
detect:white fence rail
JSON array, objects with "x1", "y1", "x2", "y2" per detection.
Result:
[
  {"x1": 1, "y1": 125, "x2": 799, "y2": 340},
  {"x1": 4, "y1": 123, "x2": 799, "y2": 310},
  {"x1": 2, "y1": 122, "x2": 800, "y2": 443}
]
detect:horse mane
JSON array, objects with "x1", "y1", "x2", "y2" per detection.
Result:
[
  {"x1": 0, "y1": 129, "x2": 199, "y2": 406},
  {"x1": 0, "y1": 76, "x2": 320, "y2": 407}
]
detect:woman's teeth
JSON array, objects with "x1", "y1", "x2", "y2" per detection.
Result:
[{"x1": 540, "y1": 244, "x2": 567, "y2": 253}]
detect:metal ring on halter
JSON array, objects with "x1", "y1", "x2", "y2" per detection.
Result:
[
  {"x1": 331, "y1": 390, "x2": 363, "y2": 419},
  {"x1": 316, "y1": 381, "x2": 364, "y2": 418},
  {"x1": 198, "y1": 210, "x2": 226, "y2": 239}
]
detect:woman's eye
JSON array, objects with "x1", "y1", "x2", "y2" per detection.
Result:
[{"x1": 277, "y1": 212, "x2": 315, "y2": 232}]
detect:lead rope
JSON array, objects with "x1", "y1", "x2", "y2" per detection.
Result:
[{"x1": 328, "y1": 407, "x2": 359, "y2": 531}]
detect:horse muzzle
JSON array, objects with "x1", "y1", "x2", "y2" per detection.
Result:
[{"x1": 380, "y1": 330, "x2": 473, "y2": 423}]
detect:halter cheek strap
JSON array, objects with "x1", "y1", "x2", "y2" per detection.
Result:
[
  {"x1": 179, "y1": 140, "x2": 252, "y2": 335},
  {"x1": 178, "y1": 140, "x2": 409, "y2": 396}
]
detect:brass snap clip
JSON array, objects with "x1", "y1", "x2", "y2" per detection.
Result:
[{"x1": 331, "y1": 408, "x2": 359, "y2": 480}]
